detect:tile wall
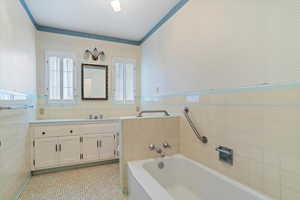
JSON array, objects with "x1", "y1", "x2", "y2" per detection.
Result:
[
  {"x1": 0, "y1": 109, "x2": 33, "y2": 199},
  {"x1": 120, "y1": 117, "x2": 180, "y2": 192},
  {"x1": 141, "y1": 87, "x2": 300, "y2": 200}
]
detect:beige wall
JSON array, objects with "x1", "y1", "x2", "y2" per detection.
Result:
[
  {"x1": 36, "y1": 31, "x2": 141, "y2": 119},
  {"x1": 140, "y1": 0, "x2": 300, "y2": 199},
  {"x1": 120, "y1": 117, "x2": 180, "y2": 192},
  {"x1": 0, "y1": 0, "x2": 36, "y2": 199}
]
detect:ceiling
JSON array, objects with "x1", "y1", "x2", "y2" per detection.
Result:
[{"x1": 25, "y1": 0, "x2": 181, "y2": 42}]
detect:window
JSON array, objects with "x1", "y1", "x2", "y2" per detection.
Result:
[
  {"x1": 112, "y1": 58, "x2": 136, "y2": 104},
  {"x1": 46, "y1": 53, "x2": 75, "y2": 103}
]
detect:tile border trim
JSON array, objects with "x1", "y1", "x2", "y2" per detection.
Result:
[{"x1": 141, "y1": 81, "x2": 300, "y2": 99}]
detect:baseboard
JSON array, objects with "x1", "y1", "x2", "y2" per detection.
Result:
[
  {"x1": 31, "y1": 159, "x2": 119, "y2": 176},
  {"x1": 13, "y1": 174, "x2": 32, "y2": 200}
]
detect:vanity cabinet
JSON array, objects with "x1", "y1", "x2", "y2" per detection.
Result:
[
  {"x1": 58, "y1": 136, "x2": 81, "y2": 165},
  {"x1": 31, "y1": 121, "x2": 119, "y2": 171},
  {"x1": 34, "y1": 137, "x2": 58, "y2": 168},
  {"x1": 81, "y1": 134, "x2": 116, "y2": 162}
]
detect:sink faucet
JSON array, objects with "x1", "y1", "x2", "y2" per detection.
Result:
[{"x1": 89, "y1": 114, "x2": 104, "y2": 119}]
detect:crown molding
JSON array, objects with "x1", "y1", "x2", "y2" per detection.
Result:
[{"x1": 19, "y1": 0, "x2": 189, "y2": 46}]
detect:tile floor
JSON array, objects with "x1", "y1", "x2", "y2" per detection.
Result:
[{"x1": 20, "y1": 163, "x2": 127, "y2": 200}]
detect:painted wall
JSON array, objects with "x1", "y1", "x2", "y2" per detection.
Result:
[
  {"x1": 0, "y1": 0, "x2": 36, "y2": 96},
  {"x1": 36, "y1": 31, "x2": 141, "y2": 119},
  {"x1": 141, "y1": 0, "x2": 300, "y2": 199},
  {"x1": 0, "y1": 0, "x2": 36, "y2": 199}
]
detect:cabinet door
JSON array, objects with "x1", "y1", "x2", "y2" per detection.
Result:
[
  {"x1": 34, "y1": 138, "x2": 58, "y2": 169},
  {"x1": 58, "y1": 136, "x2": 81, "y2": 165},
  {"x1": 99, "y1": 134, "x2": 115, "y2": 160},
  {"x1": 82, "y1": 135, "x2": 100, "y2": 162}
]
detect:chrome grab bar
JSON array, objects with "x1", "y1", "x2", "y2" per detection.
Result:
[
  {"x1": 183, "y1": 107, "x2": 208, "y2": 144},
  {"x1": 137, "y1": 110, "x2": 170, "y2": 117},
  {"x1": 0, "y1": 105, "x2": 34, "y2": 111}
]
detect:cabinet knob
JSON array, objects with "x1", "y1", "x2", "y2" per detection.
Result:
[
  {"x1": 42, "y1": 132, "x2": 46, "y2": 135},
  {"x1": 70, "y1": 130, "x2": 73, "y2": 133}
]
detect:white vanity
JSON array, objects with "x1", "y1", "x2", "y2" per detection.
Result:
[{"x1": 29, "y1": 119, "x2": 120, "y2": 171}]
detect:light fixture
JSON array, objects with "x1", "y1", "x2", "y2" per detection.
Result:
[
  {"x1": 83, "y1": 48, "x2": 105, "y2": 61},
  {"x1": 110, "y1": 0, "x2": 121, "y2": 12}
]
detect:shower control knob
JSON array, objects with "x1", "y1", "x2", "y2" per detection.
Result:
[
  {"x1": 149, "y1": 144, "x2": 155, "y2": 151},
  {"x1": 162, "y1": 142, "x2": 171, "y2": 148}
]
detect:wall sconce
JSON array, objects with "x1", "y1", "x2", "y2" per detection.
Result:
[{"x1": 83, "y1": 48, "x2": 105, "y2": 61}]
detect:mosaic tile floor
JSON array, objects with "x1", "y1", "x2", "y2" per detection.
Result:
[{"x1": 20, "y1": 163, "x2": 127, "y2": 200}]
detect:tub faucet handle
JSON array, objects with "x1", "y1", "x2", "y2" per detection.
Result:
[
  {"x1": 162, "y1": 142, "x2": 171, "y2": 149},
  {"x1": 149, "y1": 144, "x2": 155, "y2": 151}
]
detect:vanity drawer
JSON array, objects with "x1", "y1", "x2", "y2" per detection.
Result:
[
  {"x1": 79, "y1": 123, "x2": 117, "y2": 135},
  {"x1": 34, "y1": 125, "x2": 79, "y2": 138}
]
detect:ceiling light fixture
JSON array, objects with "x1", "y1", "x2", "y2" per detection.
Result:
[{"x1": 110, "y1": 0, "x2": 121, "y2": 12}]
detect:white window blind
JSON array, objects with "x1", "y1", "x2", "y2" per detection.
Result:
[
  {"x1": 112, "y1": 58, "x2": 136, "y2": 104},
  {"x1": 63, "y1": 58, "x2": 74, "y2": 100},
  {"x1": 46, "y1": 53, "x2": 75, "y2": 103}
]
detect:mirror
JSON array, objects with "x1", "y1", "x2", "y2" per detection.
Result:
[{"x1": 81, "y1": 64, "x2": 108, "y2": 100}]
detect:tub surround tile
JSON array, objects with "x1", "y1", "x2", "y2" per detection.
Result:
[
  {"x1": 120, "y1": 117, "x2": 180, "y2": 191},
  {"x1": 281, "y1": 187, "x2": 300, "y2": 200},
  {"x1": 281, "y1": 170, "x2": 300, "y2": 193},
  {"x1": 141, "y1": 87, "x2": 300, "y2": 200},
  {"x1": 262, "y1": 165, "x2": 281, "y2": 199}
]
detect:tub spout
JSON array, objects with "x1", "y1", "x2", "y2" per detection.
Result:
[{"x1": 155, "y1": 147, "x2": 162, "y2": 154}]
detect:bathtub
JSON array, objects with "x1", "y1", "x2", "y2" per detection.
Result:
[{"x1": 128, "y1": 154, "x2": 272, "y2": 200}]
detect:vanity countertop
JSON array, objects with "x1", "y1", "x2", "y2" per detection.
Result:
[
  {"x1": 29, "y1": 115, "x2": 179, "y2": 125},
  {"x1": 29, "y1": 118, "x2": 121, "y2": 125}
]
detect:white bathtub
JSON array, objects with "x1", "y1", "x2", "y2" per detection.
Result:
[{"x1": 128, "y1": 154, "x2": 272, "y2": 200}]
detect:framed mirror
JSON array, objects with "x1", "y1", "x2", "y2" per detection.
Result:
[{"x1": 81, "y1": 64, "x2": 108, "y2": 100}]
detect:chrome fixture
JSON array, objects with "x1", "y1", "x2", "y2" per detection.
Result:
[
  {"x1": 149, "y1": 143, "x2": 171, "y2": 157},
  {"x1": 158, "y1": 161, "x2": 164, "y2": 169},
  {"x1": 83, "y1": 48, "x2": 105, "y2": 61},
  {"x1": 162, "y1": 142, "x2": 171, "y2": 149},
  {"x1": 89, "y1": 114, "x2": 104, "y2": 119},
  {"x1": 148, "y1": 144, "x2": 155, "y2": 151},
  {"x1": 216, "y1": 146, "x2": 233, "y2": 165},
  {"x1": 183, "y1": 107, "x2": 208, "y2": 144},
  {"x1": 149, "y1": 144, "x2": 163, "y2": 156},
  {"x1": 137, "y1": 110, "x2": 170, "y2": 117},
  {"x1": 149, "y1": 143, "x2": 171, "y2": 169}
]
